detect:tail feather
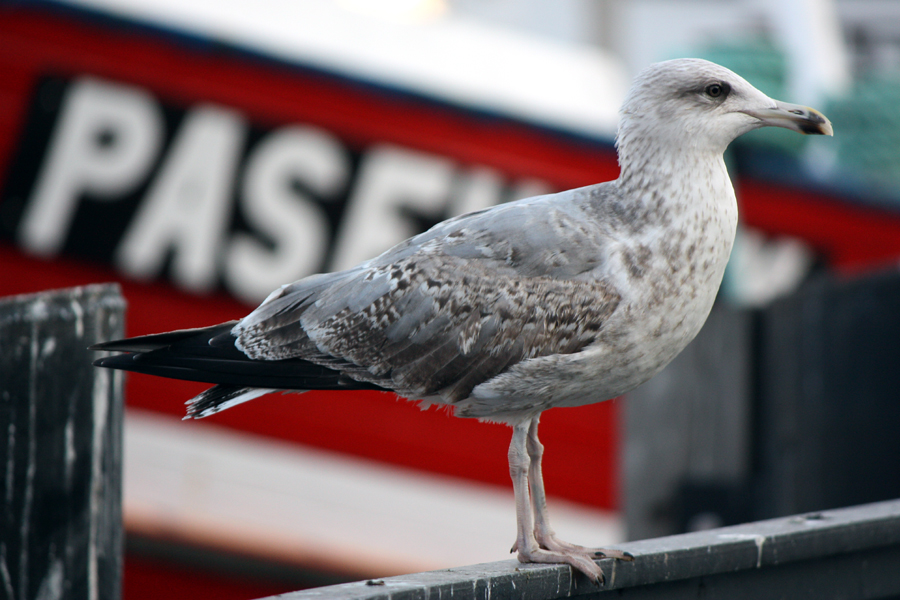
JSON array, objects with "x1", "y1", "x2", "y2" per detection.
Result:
[
  {"x1": 91, "y1": 321, "x2": 388, "y2": 416},
  {"x1": 185, "y1": 385, "x2": 276, "y2": 419},
  {"x1": 89, "y1": 322, "x2": 239, "y2": 353}
]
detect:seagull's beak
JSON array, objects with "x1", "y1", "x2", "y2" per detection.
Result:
[{"x1": 742, "y1": 100, "x2": 833, "y2": 136}]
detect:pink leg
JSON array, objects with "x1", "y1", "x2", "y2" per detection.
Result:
[
  {"x1": 525, "y1": 418, "x2": 633, "y2": 562},
  {"x1": 508, "y1": 418, "x2": 608, "y2": 583}
]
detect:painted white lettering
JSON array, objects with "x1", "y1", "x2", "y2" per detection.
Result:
[
  {"x1": 115, "y1": 105, "x2": 246, "y2": 293},
  {"x1": 18, "y1": 78, "x2": 163, "y2": 256},
  {"x1": 224, "y1": 126, "x2": 349, "y2": 305},
  {"x1": 329, "y1": 145, "x2": 454, "y2": 272}
]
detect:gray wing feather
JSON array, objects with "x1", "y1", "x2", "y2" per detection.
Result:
[{"x1": 233, "y1": 184, "x2": 622, "y2": 402}]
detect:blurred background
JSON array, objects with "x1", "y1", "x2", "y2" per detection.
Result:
[{"x1": 1, "y1": 0, "x2": 899, "y2": 598}]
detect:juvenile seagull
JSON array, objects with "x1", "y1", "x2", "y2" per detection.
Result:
[{"x1": 92, "y1": 59, "x2": 832, "y2": 583}]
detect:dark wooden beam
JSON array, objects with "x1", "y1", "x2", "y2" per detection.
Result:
[
  {"x1": 259, "y1": 499, "x2": 900, "y2": 600},
  {"x1": 0, "y1": 284, "x2": 125, "y2": 600}
]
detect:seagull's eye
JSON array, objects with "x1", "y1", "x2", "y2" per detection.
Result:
[{"x1": 704, "y1": 82, "x2": 729, "y2": 100}]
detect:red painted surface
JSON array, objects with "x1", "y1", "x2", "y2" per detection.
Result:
[
  {"x1": 737, "y1": 180, "x2": 900, "y2": 272},
  {"x1": 124, "y1": 553, "x2": 296, "y2": 600}
]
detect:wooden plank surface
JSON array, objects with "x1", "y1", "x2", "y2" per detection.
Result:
[{"x1": 260, "y1": 499, "x2": 900, "y2": 600}]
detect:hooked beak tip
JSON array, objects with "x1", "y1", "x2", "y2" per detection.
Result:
[{"x1": 744, "y1": 101, "x2": 833, "y2": 136}]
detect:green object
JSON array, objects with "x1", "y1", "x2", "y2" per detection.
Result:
[{"x1": 825, "y1": 75, "x2": 900, "y2": 185}]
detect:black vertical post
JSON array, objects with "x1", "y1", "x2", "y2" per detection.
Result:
[
  {"x1": 756, "y1": 268, "x2": 900, "y2": 519},
  {"x1": 1, "y1": 284, "x2": 125, "y2": 600}
]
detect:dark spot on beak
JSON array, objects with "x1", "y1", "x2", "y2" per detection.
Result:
[{"x1": 799, "y1": 112, "x2": 829, "y2": 134}]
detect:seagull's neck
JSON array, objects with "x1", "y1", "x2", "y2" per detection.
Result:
[
  {"x1": 591, "y1": 127, "x2": 740, "y2": 385},
  {"x1": 611, "y1": 128, "x2": 739, "y2": 293},
  {"x1": 614, "y1": 130, "x2": 736, "y2": 227}
]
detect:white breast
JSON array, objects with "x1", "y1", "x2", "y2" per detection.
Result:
[{"x1": 463, "y1": 155, "x2": 738, "y2": 421}]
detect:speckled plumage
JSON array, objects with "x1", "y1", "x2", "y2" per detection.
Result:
[
  {"x1": 229, "y1": 61, "x2": 754, "y2": 422},
  {"x1": 233, "y1": 192, "x2": 625, "y2": 418},
  {"x1": 93, "y1": 58, "x2": 832, "y2": 583}
]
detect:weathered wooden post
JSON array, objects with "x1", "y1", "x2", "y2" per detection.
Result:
[{"x1": 0, "y1": 284, "x2": 125, "y2": 600}]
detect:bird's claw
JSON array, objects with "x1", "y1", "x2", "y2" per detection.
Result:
[
  {"x1": 593, "y1": 549, "x2": 634, "y2": 561},
  {"x1": 512, "y1": 534, "x2": 633, "y2": 583},
  {"x1": 515, "y1": 546, "x2": 606, "y2": 585},
  {"x1": 515, "y1": 531, "x2": 632, "y2": 561}
]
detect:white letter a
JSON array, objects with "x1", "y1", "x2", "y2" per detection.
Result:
[{"x1": 116, "y1": 105, "x2": 245, "y2": 293}]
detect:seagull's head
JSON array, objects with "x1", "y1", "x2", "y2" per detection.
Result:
[{"x1": 617, "y1": 58, "x2": 832, "y2": 158}]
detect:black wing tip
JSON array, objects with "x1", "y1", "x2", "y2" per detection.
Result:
[
  {"x1": 89, "y1": 339, "x2": 135, "y2": 352},
  {"x1": 92, "y1": 354, "x2": 134, "y2": 369},
  {"x1": 89, "y1": 322, "x2": 392, "y2": 395},
  {"x1": 88, "y1": 321, "x2": 241, "y2": 353},
  {"x1": 209, "y1": 330, "x2": 237, "y2": 349}
]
